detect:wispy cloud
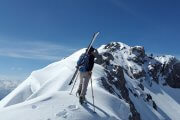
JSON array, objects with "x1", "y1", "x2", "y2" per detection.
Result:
[
  {"x1": 0, "y1": 40, "x2": 77, "y2": 61},
  {"x1": 0, "y1": 74, "x2": 24, "y2": 81},
  {"x1": 109, "y1": 0, "x2": 138, "y2": 16},
  {"x1": 10, "y1": 67, "x2": 23, "y2": 71}
]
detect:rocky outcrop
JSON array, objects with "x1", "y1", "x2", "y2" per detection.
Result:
[
  {"x1": 172, "y1": 62, "x2": 180, "y2": 87},
  {"x1": 130, "y1": 46, "x2": 146, "y2": 65},
  {"x1": 101, "y1": 65, "x2": 141, "y2": 120},
  {"x1": 104, "y1": 42, "x2": 121, "y2": 52},
  {"x1": 96, "y1": 49, "x2": 141, "y2": 120},
  {"x1": 130, "y1": 68, "x2": 146, "y2": 79},
  {"x1": 93, "y1": 49, "x2": 104, "y2": 65},
  {"x1": 165, "y1": 61, "x2": 180, "y2": 88},
  {"x1": 96, "y1": 42, "x2": 179, "y2": 120},
  {"x1": 147, "y1": 62, "x2": 162, "y2": 84},
  {"x1": 157, "y1": 56, "x2": 180, "y2": 88}
]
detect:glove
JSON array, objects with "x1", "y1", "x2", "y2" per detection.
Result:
[{"x1": 76, "y1": 66, "x2": 79, "y2": 69}]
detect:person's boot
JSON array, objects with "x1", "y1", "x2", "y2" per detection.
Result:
[{"x1": 79, "y1": 96, "x2": 85, "y2": 105}]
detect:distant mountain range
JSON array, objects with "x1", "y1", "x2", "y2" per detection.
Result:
[{"x1": 0, "y1": 80, "x2": 20, "y2": 100}]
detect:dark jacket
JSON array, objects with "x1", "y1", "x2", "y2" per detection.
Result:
[
  {"x1": 86, "y1": 54, "x2": 95, "y2": 71},
  {"x1": 77, "y1": 53, "x2": 95, "y2": 72}
]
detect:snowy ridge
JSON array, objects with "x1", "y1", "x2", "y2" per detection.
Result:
[
  {"x1": 0, "y1": 42, "x2": 180, "y2": 120},
  {"x1": 0, "y1": 48, "x2": 130, "y2": 120}
]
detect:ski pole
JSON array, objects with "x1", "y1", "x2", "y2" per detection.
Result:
[
  {"x1": 70, "y1": 71, "x2": 79, "y2": 95},
  {"x1": 69, "y1": 68, "x2": 79, "y2": 85},
  {"x1": 90, "y1": 77, "x2": 95, "y2": 112}
]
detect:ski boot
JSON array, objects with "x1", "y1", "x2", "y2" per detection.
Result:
[{"x1": 79, "y1": 96, "x2": 86, "y2": 105}]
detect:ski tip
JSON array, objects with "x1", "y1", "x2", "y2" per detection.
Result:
[
  {"x1": 93, "y1": 32, "x2": 100, "y2": 38},
  {"x1": 93, "y1": 32, "x2": 99, "y2": 35},
  {"x1": 95, "y1": 32, "x2": 100, "y2": 35}
]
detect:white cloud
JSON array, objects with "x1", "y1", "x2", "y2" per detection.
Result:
[
  {"x1": 0, "y1": 40, "x2": 77, "y2": 61},
  {"x1": 0, "y1": 74, "x2": 24, "y2": 81},
  {"x1": 10, "y1": 67, "x2": 23, "y2": 71}
]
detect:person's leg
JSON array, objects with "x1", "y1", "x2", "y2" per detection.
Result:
[
  {"x1": 80, "y1": 72, "x2": 91, "y2": 98},
  {"x1": 76, "y1": 72, "x2": 83, "y2": 95}
]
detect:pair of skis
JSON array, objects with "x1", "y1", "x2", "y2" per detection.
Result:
[{"x1": 68, "y1": 32, "x2": 100, "y2": 85}]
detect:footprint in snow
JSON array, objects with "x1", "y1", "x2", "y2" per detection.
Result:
[
  {"x1": 32, "y1": 105, "x2": 37, "y2": 109},
  {"x1": 68, "y1": 105, "x2": 79, "y2": 111},
  {"x1": 56, "y1": 109, "x2": 68, "y2": 118}
]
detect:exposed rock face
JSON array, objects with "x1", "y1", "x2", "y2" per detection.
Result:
[
  {"x1": 131, "y1": 46, "x2": 145, "y2": 58},
  {"x1": 147, "y1": 62, "x2": 162, "y2": 84},
  {"x1": 155, "y1": 56, "x2": 180, "y2": 88},
  {"x1": 104, "y1": 42, "x2": 121, "y2": 52},
  {"x1": 172, "y1": 62, "x2": 180, "y2": 87},
  {"x1": 101, "y1": 64, "x2": 141, "y2": 120},
  {"x1": 164, "y1": 59, "x2": 180, "y2": 88},
  {"x1": 130, "y1": 46, "x2": 145, "y2": 65},
  {"x1": 95, "y1": 42, "x2": 180, "y2": 120},
  {"x1": 97, "y1": 43, "x2": 141, "y2": 120},
  {"x1": 130, "y1": 67, "x2": 146, "y2": 79},
  {"x1": 93, "y1": 49, "x2": 104, "y2": 65}
]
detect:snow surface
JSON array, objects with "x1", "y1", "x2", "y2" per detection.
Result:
[
  {"x1": 0, "y1": 42, "x2": 180, "y2": 120},
  {"x1": 155, "y1": 55, "x2": 175, "y2": 64},
  {"x1": 0, "y1": 49, "x2": 130, "y2": 120}
]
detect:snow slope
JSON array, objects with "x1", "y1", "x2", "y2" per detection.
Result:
[
  {"x1": 0, "y1": 42, "x2": 180, "y2": 120},
  {"x1": 0, "y1": 49, "x2": 131, "y2": 120},
  {"x1": 0, "y1": 90, "x2": 130, "y2": 120}
]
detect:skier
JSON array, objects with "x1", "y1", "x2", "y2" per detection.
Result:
[{"x1": 76, "y1": 46, "x2": 95, "y2": 104}]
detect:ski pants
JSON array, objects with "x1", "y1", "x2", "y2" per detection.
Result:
[{"x1": 78, "y1": 71, "x2": 91, "y2": 98}]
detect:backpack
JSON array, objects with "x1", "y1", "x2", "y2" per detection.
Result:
[{"x1": 77, "y1": 53, "x2": 89, "y2": 72}]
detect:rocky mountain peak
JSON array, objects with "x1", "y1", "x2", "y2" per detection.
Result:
[{"x1": 94, "y1": 42, "x2": 180, "y2": 119}]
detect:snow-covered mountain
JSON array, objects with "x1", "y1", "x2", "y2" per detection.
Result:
[{"x1": 0, "y1": 42, "x2": 179, "y2": 120}]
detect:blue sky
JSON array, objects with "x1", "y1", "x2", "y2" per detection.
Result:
[{"x1": 0, "y1": 0, "x2": 179, "y2": 81}]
